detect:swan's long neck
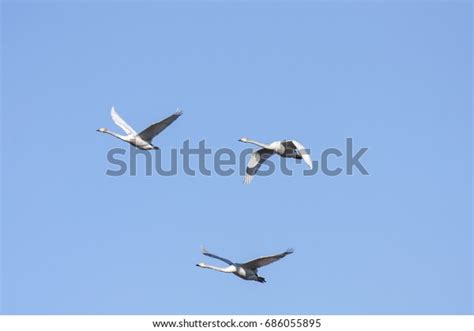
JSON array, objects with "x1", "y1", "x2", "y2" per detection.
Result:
[
  {"x1": 199, "y1": 264, "x2": 234, "y2": 273},
  {"x1": 103, "y1": 129, "x2": 129, "y2": 142},
  {"x1": 243, "y1": 139, "x2": 271, "y2": 150}
]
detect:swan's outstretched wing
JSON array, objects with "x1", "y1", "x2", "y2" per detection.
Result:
[
  {"x1": 285, "y1": 140, "x2": 313, "y2": 169},
  {"x1": 244, "y1": 148, "x2": 275, "y2": 184},
  {"x1": 241, "y1": 249, "x2": 294, "y2": 270},
  {"x1": 201, "y1": 246, "x2": 234, "y2": 265},
  {"x1": 138, "y1": 110, "x2": 183, "y2": 142},
  {"x1": 111, "y1": 107, "x2": 137, "y2": 135}
]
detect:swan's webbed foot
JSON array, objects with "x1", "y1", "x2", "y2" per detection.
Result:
[{"x1": 257, "y1": 276, "x2": 266, "y2": 283}]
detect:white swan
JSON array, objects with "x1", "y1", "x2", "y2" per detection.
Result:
[
  {"x1": 239, "y1": 138, "x2": 313, "y2": 184},
  {"x1": 97, "y1": 107, "x2": 182, "y2": 150},
  {"x1": 196, "y1": 247, "x2": 294, "y2": 283}
]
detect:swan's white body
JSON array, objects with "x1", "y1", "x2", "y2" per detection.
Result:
[
  {"x1": 239, "y1": 138, "x2": 313, "y2": 184},
  {"x1": 196, "y1": 247, "x2": 294, "y2": 283},
  {"x1": 97, "y1": 107, "x2": 182, "y2": 150}
]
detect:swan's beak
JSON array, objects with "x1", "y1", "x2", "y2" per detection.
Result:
[{"x1": 195, "y1": 264, "x2": 200, "y2": 267}]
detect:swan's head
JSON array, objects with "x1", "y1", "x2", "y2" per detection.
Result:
[
  {"x1": 239, "y1": 137, "x2": 249, "y2": 143},
  {"x1": 97, "y1": 128, "x2": 107, "y2": 133},
  {"x1": 196, "y1": 263, "x2": 205, "y2": 268}
]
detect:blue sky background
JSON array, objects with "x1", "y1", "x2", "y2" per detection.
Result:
[{"x1": 1, "y1": 1, "x2": 472, "y2": 314}]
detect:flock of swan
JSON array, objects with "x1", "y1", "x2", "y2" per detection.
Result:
[{"x1": 97, "y1": 107, "x2": 309, "y2": 282}]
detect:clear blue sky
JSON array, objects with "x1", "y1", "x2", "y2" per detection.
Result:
[{"x1": 1, "y1": 1, "x2": 472, "y2": 314}]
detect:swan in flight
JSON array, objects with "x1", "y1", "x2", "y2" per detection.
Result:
[
  {"x1": 97, "y1": 107, "x2": 182, "y2": 150},
  {"x1": 239, "y1": 138, "x2": 313, "y2": 184},
  {"x1": 196, "y1": 247, "x2": 294, "y2": 283}
]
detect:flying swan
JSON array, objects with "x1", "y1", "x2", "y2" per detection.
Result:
[
  {"x1": 239, "y1": 138, "x2": 313, "y2": 184},
  {"x1": 97, "y1": 106, "x2": 182, "y2": 150},
  {"x1": 196, "y1": 247, "x2": 294, "y2": 283}
]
